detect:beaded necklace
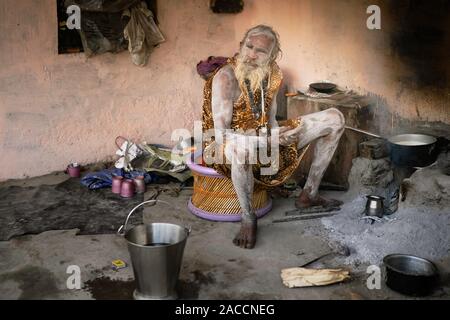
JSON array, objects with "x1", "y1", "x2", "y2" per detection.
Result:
[{"x1": 244, "y1": 78, "x2": 268, "y2": 121}]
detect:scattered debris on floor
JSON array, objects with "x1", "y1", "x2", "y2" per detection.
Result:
[
  {"x1": 84, "y1": 277, "x2": 135, "y2": 300},
  {"x1": 111, "y1": 259, "x2": 128, "y2": 271},
  {"x1": 281, "y1": 267, "x2": 350, "y2": 288},
  {"x1": 299, "y1": 243, "x2": 350, "y2": 268}
]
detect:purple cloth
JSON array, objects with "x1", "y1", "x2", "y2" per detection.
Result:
[{"x1": 196, "y1": 56, "x2": 228, "y2": 80}]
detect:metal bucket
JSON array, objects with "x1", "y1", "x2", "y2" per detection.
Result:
[{"x1": 117, "y1": 200, "x2": 191, "y2": 300}]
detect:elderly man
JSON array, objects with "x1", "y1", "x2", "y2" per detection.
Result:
[{"x1": 201, "y1": 25, "x2": 345, "y2": 249}]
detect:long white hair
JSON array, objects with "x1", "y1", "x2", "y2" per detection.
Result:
[{"x1": 239, "y1": 24, "x2": 282, "y2": 64}]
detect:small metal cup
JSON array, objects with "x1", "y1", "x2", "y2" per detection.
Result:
[{"x1": 365, "y1": 195, "x2": 385, "y2": 218}]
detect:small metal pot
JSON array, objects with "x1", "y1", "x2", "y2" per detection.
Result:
[
  {"x1": 383, "y1": 254, "x2": 439, "y2": 296},
  {"x1": 365, "y1": 195, "x2": 385, "y2": 218}
]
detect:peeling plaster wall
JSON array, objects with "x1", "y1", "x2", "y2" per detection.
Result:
[{"x1": 1, "y1": 0, "x2": 449, "y2": 181}]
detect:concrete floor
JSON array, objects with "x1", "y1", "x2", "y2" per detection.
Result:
[{"x1": 0, "y1": 173, "x2": 449, "y2": 300}]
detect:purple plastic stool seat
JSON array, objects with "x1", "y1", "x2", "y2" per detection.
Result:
[
  {"x1": 186, "y1": 152, "x2": 272, "y2": 222},
  {"x1": 188, "y1": 197, "x2": 272, "y2": 222}
]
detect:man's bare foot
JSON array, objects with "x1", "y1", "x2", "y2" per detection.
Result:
[
  {"x1": 233, "y1": 218, "x2": 257, "y2": 249},
  {"x1": 271, "y1": 187, "x2": 292, "y2": 198},
  {"x1": 295, "y1": 189, "x2": 343, "y2": 209}
]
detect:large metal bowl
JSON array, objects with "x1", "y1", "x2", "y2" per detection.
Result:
[
  {"x1": 388, "y1": 134, "x2": 438, "y2": 167},
  {"x1": 383, "y1": 254, "x2": 439, "y2": 296}
]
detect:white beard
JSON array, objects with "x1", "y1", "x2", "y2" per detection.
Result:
[{"x1": 235, "y1": 55, "x2": 270, "y2": 93}]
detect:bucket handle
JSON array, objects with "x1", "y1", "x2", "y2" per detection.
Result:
[{"x1": 117, "y1": 199, "x2": 192, "y2": 236}]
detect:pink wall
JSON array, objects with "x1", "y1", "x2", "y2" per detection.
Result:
[{"x1": 1, "y1": 0, "x2": 449, "y2": 181}]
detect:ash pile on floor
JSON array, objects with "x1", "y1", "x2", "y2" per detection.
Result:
[{"x1": 320, "y1": 157, "x2": 450, "y2": 266}]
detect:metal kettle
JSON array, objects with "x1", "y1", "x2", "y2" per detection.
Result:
[{"x1": 365, "y1": 195, "x2": 385, "y2": 218}]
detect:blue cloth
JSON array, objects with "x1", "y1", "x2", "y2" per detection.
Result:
[{"x1": 81, "y1": 168, "x2": 156, "y2": 190}]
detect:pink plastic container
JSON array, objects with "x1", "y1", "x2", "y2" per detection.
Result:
[
  {"x1": 134, "y1": 176, "x2": 146, "y2": 194},
  {"x1": 112, "y1": 176, "x2": 124, "y2": 194},
  {"x1": 67, "y1": 163, "x2": 81, "y2": 178},
  {"x1": 120, "y1": 179, "x2": 135, "y2": 198}
]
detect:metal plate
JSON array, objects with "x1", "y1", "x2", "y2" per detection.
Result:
[{"x1": 309, "y1": 82, "x2": 337, "y2": 93}]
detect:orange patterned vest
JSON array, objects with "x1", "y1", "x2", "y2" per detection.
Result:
[{"x1": 201, "y1": 57, "x2": 307, "y2": 188}]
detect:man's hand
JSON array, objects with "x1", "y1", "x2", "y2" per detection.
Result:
[{"x1": 279, "y1": 126, "x2": 299, "y2": 146}]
